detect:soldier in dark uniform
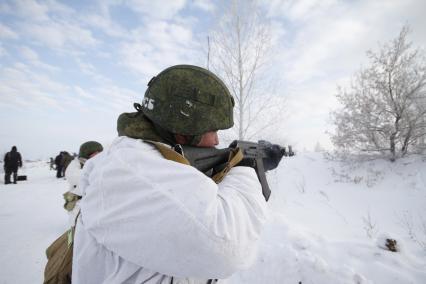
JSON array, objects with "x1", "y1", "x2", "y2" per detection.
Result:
[
  {"x1": 55, "y1": 152, "x2": 64, "y2": 178},
  {"x1": 3, "y1": 146, "x2": 23, "y2": 184}
]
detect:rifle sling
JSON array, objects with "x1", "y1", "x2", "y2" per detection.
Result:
[
  {"x1": 211, "y1": 148, "x2": 243, "y2": 183},
  {"x1": 147, "y1": 141, "x2": 191, "y2": 166}
]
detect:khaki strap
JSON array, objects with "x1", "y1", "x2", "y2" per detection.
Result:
[
  {"x1": 148, "y1": 141, "x2": 191, "y2": 165},
  {"x1": 211, "y1": 148, "x2": 243, "y2": 183},
  {"x1": 68, "y1": 211, "x2": 81, "y2": 247},
  {"x1": 67, "y1": 229, "x2": 74, "y2": 248}
]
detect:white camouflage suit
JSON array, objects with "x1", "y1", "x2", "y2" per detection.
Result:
[{"x1": 72, "y1": 136, "x2": 268, "y2": 283}]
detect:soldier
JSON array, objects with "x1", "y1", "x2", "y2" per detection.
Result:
[
  {"x1": 72, "y1": 65, "x2": 277, "y2": 283},
  {"x1": 54, "y1": 152, "x2": 64, "y2": 178},
  {"x1": 3, "y1": 146, "x2": 22, "y2": 184},
  {"x1": 49, "y1": 157, "x2": 55, "y2": 170},
  {"x1": 63, "y1": 141, "x2": 103, "y2": 227}
]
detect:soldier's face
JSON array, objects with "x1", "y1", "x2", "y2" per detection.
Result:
[
  {"x1": 197, "y1": 131, "x2": 219, "y2": 148},
  {"x1": 89, "y1": 151, "x2": 101, "y2": 159}
]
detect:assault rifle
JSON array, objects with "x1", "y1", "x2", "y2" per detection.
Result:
[{"x1": 181, "y1": 140, "x2": 291, "y2": 201}]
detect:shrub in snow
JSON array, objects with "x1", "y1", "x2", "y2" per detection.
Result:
[{"x1": 377, "y1": 234, "x2": 400, "y2": 252}]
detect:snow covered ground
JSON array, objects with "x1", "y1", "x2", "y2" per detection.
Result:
[{"x1": 0, "y1": 153, "x2": 425, "y2": 283}]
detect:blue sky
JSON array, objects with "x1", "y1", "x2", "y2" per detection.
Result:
[{"x1": 1, "y1": 0, "x2": 425, "y2": 159}]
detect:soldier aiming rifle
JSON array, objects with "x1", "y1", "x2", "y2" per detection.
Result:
[{"x1": 67, "y1": 65, "x2": 288, "y2": 284}]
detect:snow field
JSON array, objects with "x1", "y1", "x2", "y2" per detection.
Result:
[{"x1": 0, "y1": 154, "x2": 425, "y2": 283}]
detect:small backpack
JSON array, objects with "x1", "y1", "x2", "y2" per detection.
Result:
[{"x1": 44, "y1": 226, "x2": 75, "y2": 284}]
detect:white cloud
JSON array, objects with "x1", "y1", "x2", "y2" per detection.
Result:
[
  {"x1": 274, "y1": 0, "x2": 425, "y2": 85},
  {"x1": 124, "y1": 0, "x2": 187, "y2": 19},
  {"x1": 14, "y1": 0, "x2": 50, "y2": 21},
  {"x1": 2, "y1": 0, "x2": 425, "y2": 156},
  {"x1": 119, "y1": 20, "x2": 199, "y2": 77},
  {"x1": 0, "y1": 63, "x2": 69, "y2": 110},
  {"x1": 0, "y1": 2, "x2": 12, "y2": 13},
  {"x1": 20, "y1": 46, "x2": 38, "y2": 61},
  {"x1": 21, "y1": 66, "x2": 68, "y2": 94},
  {"x1": 19, "y1": 46, "x2": 59, "y2": 72},
  {"x1": 11, "y1": 0, "x2": 74, "y2": 21},
  {"x1": 93, "y1": 85, "x2": 140, "y2": 111},
  {"x1": 288, "y1": 0, "x2": 337, "y2": 21},
  {"x1": 83, "y1": 13, "x2": 129, "y2": 39},
  {"x1": 24, "y1": 23, "x2": 65, "y2": 47},
  {"x1": 192, "y1": 0, "x2": 216, "y2": 12},
  {"x1": 262, "y1": 0, "x2": 337, "y2": 22},
  {"x1": 74, "y1": 86, "x2": 95, "y2": 100},
  {"x1": 119, "y1": 41, "x2": 158, "y2": 76},
  {"x1": 0, "y1": 61, "x2": 139, "y2": 115},
  {"x1": 80, "y1": 3, "x2": 131, "y2": 39},
  {"x1": 0, "y1": 44, "x2": 6, "y2": 57},
  {"x1": 145, "y1": 21, "x2": 193, "y2": 49},
  {"x1": 261, "y1": 0, "x2": 426, "y2": 150},
  {"x1": 22, "y1": 21, "x2": 98, "y2": 49},
  {"x1": 3, "y1": 1, "x2": 97, "y2": 51},
  {"x1": 0, "y1": 23, "x2": 19, "y2": 39},
  {"x1": 281, "y1": 18, "x2": 367, "y2": 84},
  {"x1": 69, "y1": 84, "x2": 141, "y2": 115},
  {"x1": 75, "y1": 58, "x2": 111, "y2": 84}
]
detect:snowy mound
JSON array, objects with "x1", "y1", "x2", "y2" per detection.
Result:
[{"x1": 229, "y1": 153, "x2": 426, "y2": 283}]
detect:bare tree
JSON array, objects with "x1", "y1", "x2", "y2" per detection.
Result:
[
  {"x1": 331, "y1": 26, "x2": 426, "y2": 161},
  {"x1": 208, "y1": 0, "x2": 282, "y2": 140}
]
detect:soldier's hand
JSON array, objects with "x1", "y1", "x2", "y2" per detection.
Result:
[
  {"x1": 228, "y1": 140, "x2": 256, "y2": 168},
  {"x1": 260, "y1": 141, "x2": 286, "y2": 171}
]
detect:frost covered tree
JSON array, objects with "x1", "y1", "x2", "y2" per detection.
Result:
[
  {"x1": 208, "y1": 0, "x2": 282, "y2": 140},
  {"x1": 331, "y1": 26, "x2": 426, "y2": 161}
]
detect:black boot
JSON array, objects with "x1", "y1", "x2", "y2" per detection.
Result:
[{"x1": 4, "y1": 173, "x2": 11, "y2": 184}]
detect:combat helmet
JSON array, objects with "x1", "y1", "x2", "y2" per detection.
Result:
[
  {"x1": 79, "y1": 141, "x2": 103, "y2": 159},
  {"x1": 140, "y1": 65, "x2": 234, "y2": 136}
]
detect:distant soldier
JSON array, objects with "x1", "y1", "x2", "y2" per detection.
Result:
[
  {"x1": 63, "y1": 141, "x2": 103, "y2": 226},
  {"x1": 288, "y1": 145, "x2": 295, "y2": 156},
  {"x1": 54, "y1": 152, "x2": 64, "y2": 178},
  {"x1": 3, "y1": 146, "x2": 22, "y2": 184}
]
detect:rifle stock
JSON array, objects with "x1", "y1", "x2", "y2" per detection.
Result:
[{"x1": 180, "y1": 146, "x2": 231, "y2": 173}]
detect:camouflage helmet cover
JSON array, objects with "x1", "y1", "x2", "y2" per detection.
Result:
[
  {"x1": 79, "y1": 141, "x2": 103, "y2": 159},
  {"x1": 141, "y1": 65, "x2": 234, "y2": 136}
]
